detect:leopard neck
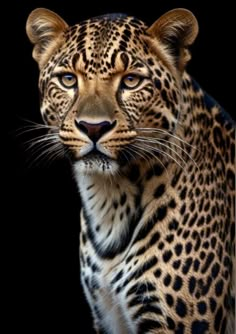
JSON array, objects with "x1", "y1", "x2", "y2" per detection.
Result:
[{"x1": 74, "y1": 158, "x2": 177, "y2": 260}]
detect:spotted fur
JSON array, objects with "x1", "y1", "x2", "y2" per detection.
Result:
[{"x1": 26, "y1": 8, "x2": 235, "y2": 334}]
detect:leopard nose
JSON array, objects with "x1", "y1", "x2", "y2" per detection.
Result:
[{"x1": 75, "y1": 120, "x2": 117, "y2": 142}]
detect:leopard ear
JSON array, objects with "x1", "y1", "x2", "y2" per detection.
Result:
[
  {"x1": 26, "y1": 8, "x2": 68, "y2": 68},
  {"x1": 147, "y1": 8, "x2": 198, "y2": 71}
]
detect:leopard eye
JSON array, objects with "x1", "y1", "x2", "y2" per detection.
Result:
[
  {"x1": 59, "y1": 73, "x2": 77, "y2": 88},
  {"x1": 121, "y1": 74, "x2": 142, "y2": 89}
]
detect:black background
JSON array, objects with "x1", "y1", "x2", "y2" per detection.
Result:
[{"x1": 6, "y1": 1, "x2": 233, "y2": 332}]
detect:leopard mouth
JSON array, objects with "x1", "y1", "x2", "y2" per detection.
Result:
[{"x1": 82, "y1": 147, "x2": 110, "y2": 159}]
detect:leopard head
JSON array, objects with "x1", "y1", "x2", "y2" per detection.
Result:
[{"x1": 26, "y1": 8, "x2": 198, "y2": 174}]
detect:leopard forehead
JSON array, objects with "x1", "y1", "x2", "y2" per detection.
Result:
[{"x1": 45, "y1": 14, "x2": 148, "y2": 76}]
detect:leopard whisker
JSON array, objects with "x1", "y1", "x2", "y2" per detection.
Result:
[
  {"x1": 125, "y1": 145, "x2": 151, "y2": 166},
  {"x1": 27, "y1": 141, "x2": 64, "y2": 168},
  {"x1": 147, "y1": 140, "x2": 187, "y2": 169},
  {"x1": 136, "y1": 136, "x2": 198, "y2": 169},
  {"x1": 133, "y1": 141, "x2": 186, "y2": 171},
  {"x1": 136, "y1": 127, "x2": 199, "y2": 151},
  {"x1": 126, "y1": 144, "x2": 162, "y2": 174},
  {"x1": 22, "y1": 127, "x2": 63, "y2": 168},
  {"x1": 23, "y1": 133, "x2": 59, "y2": 147},
  {"x1": 156, "y1": 137, "x2": 199, "y2": 170},
  {"x1": 129, "y1": 143, "x2": 169, "y2": 177},
  {"x1": 26, "y1": 139, "x2": 60, "y2": 159},
  {"x1": 14, "y1": 118, "x2": 57, "y2": 137}
]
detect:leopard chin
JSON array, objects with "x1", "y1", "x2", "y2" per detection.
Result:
[{"x1": 73, "y1": 154, "x2": 119, "y2": 175}]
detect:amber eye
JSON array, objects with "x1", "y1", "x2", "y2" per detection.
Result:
[
  {"x1": 59, "y1": 73, "x2": 77, "y2": 88},
  {"x1": 121, "y1": 74, "x2": 142, "y2": 89}
]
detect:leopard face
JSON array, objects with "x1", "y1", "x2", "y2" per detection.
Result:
[{"x1": 26, "y1": 8, "x2": 197, "y2": 174}]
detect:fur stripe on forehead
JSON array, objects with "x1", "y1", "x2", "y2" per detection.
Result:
[
  {"x1": 66, "y1": 14, "x2": 147, "y2": 51},
  {"x1": 61, "y1": 15, "x2": 147, "y2": 75}
]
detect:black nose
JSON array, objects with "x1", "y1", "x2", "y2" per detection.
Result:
[{"x1": 75, "y1": 120, "x2": 116, "y2": 142}]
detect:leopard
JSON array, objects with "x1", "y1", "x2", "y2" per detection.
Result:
[{"x1": 26, "y1": 7, "x2": 235, "y2": 334}]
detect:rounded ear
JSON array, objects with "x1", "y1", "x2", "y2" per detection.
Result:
[
  {"x1": 147, "y1": 8, "x2": 199, "y2": 71},
  {"x1": 26, "y1": 8, "x2": 68, "y2": 68}
]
